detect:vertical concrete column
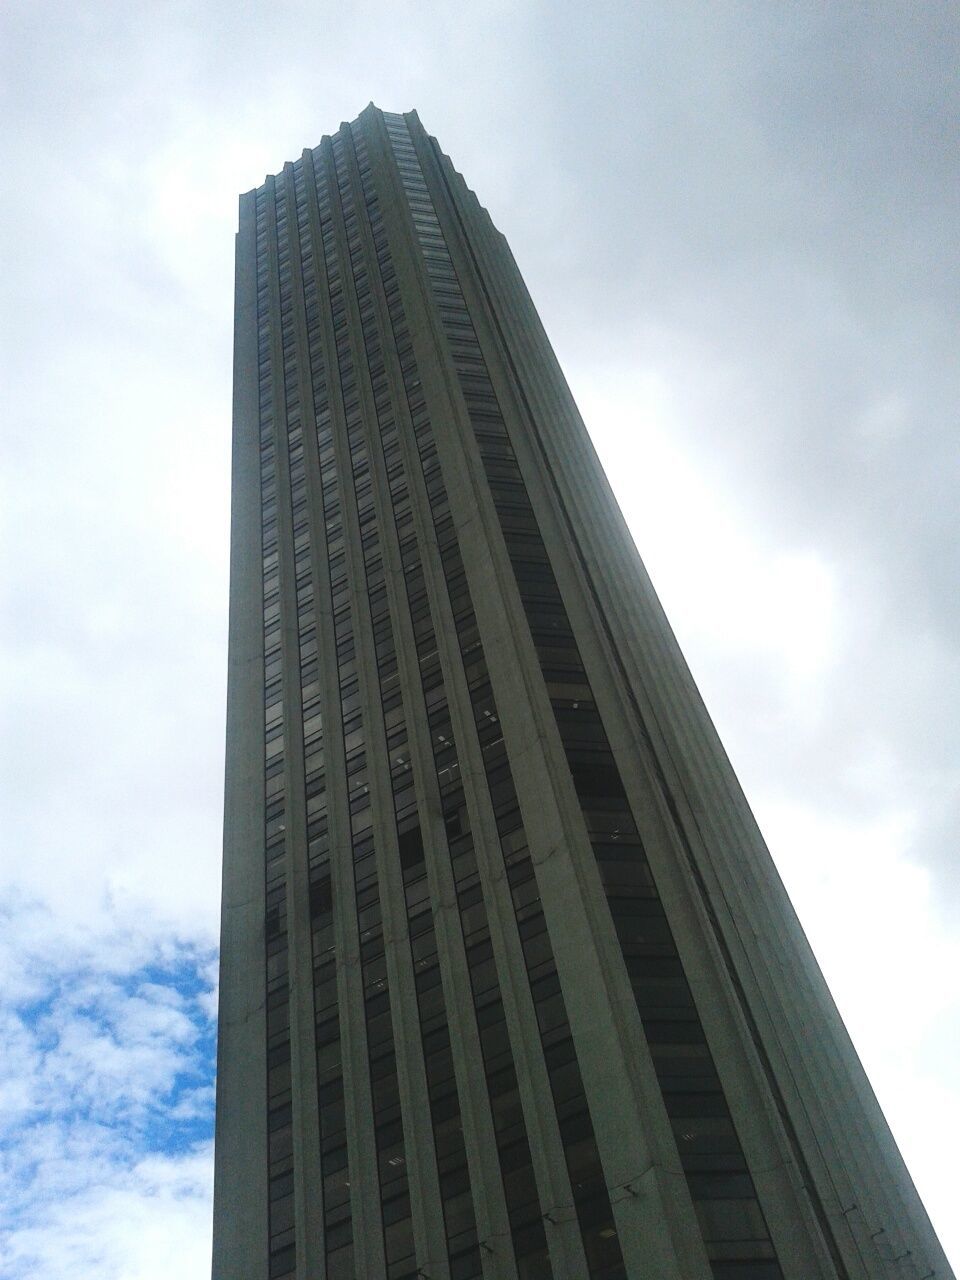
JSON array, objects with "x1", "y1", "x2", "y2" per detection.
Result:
[
  {"x1": 260, "y1": 177, "x2": 324, "y2": 1279},
  {"x1": 213, "y1": 192, "x2": 269, "y2": 1280}
]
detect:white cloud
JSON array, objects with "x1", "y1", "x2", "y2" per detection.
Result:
[
  {"x1": 0, "y1": 909, "x2": 216, "y2": 1280},
  {"x1": 1, "y1": 1143, "x2": 213, "y2": 1280}
]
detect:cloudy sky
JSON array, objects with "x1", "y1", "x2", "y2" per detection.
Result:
[{"x1": 2, "y1": 2, "x2": 957, "y2": 1275}]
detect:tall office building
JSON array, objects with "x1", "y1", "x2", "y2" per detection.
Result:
[{"x1": 215, "y1": 105, "x2": 951, "y2": 1280}]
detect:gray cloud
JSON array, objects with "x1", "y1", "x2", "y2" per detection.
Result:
[{"x1": 2, "y1": 0, "x2": 957, "y2": 1268}]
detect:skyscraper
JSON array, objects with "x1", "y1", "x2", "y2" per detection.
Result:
[{"x1": 214, "y1": 105, "x2": 951, "y2": 1280}]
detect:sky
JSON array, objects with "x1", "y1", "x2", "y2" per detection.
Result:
[{"x1": 1, "y1": 1, "x2": 957, "y2": 1275}]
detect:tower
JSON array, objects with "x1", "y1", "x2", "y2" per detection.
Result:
[{"x1": 214, "y1": 105, "x2": 952, "y2": 1280}]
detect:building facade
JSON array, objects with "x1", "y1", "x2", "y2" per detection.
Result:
[{"x1": 214, "y1": 105, "x2": 952, "y2": 1280}]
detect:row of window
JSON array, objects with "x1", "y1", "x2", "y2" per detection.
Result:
[{"x1": 255, "y1": 186, "x2": 296, "y2": 1280}]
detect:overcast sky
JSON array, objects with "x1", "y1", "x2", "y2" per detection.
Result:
[{"x1": 2, "y1": 2, "x2": 958, "y2": 1275}]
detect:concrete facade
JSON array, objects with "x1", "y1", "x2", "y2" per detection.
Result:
[{"x1": 214, "y1": 105, "x2": 953, "y2": 1280}]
